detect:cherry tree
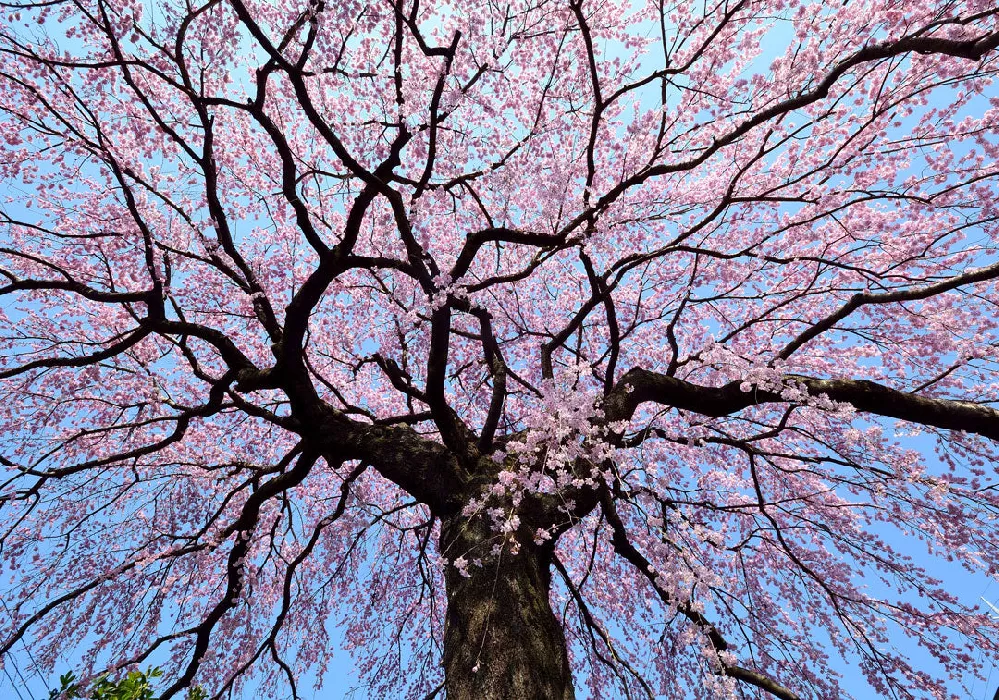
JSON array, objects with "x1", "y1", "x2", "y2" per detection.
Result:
[{"x1": 2, "y1": 0, "x2": 999, "y2": 697}]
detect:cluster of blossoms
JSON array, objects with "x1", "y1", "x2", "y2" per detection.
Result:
[
  {"x1": 426, "y1": 272, "x2": 468, "y2": 312},
  {"x1": 453, "y1": 375, "x2": 625, "y2": 571}
]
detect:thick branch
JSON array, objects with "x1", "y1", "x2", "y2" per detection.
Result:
[
  {"x1": 318, "y1": 411, "x2": 467, "y2": 514},
  {"x1": 607, "y1": 368, "x2": 999, "y2": 441}
]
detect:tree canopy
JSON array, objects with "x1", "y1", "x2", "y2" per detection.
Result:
[{"x1": 2, "y1": 0, "x2": 999, "y2": 698}]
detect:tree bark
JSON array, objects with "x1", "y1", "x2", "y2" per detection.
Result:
[{"x1": 441, "y1": 516, "x2": 574, "y2": 700}]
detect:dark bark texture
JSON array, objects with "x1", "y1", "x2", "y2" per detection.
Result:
[{"x1": 440, "y1": 516, "x2": 574, "y2": 700}]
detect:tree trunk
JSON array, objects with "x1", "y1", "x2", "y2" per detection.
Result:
[{"x1": 441, "y1": 516, "x2": 574, "y2": 700}]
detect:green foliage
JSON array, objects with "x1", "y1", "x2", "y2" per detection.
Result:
[{"x1": 46, "y1": 667, "x2": 206, "y2": 700}]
